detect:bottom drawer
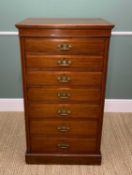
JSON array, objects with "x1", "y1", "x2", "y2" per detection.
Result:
[{"x1": 30, "y1": 137, "x2": 97, "y2": 154}]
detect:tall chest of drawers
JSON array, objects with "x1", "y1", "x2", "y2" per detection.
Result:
[{"x1": 16, "y1": 18, "x2": 114, "y2": 165}]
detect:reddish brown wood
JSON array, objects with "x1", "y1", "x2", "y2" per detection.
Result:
[
  {"x1": 19, "y1": 38, "x2": 31, "y2": 152},
  {"x1": 25, "y1": 38, "x2": 105, "y2": 56},
  {"x1": 26, "y1": 71, "x2": 102, "y2": 87},
  {"x1": 16, "y1": 18, "x2": 114, "y2": 165},
  {"x1": 30, "y1": 119, "x2": 98, "y2": 137},
  {"x1": 30, "y1": 137, "x2": 97, "y2": 153},
  {"x1": 16, "y1": 18, "x2": 114, "y2": 29},
  {"x1": 27, "y1": 88, "x2": 101, "y2": 104},
  {"x1": 28, "y1": 103, "x2": 100, "y2": 119},
  {"x1": 26, "y1": 153, "x2": 101, "y2": 165},
  {"x1": 26, "y1": 55, "x2": 104, "y2": 71},
  {"x1": 18, "y1": 28, "x2": 112, "y2": 37},
  {"x1": 96, "y1": 38, "x2": 112, "y2": 152}
]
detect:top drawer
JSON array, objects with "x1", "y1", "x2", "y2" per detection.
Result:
[{"x1": 25, "y1": 38, "x2": 105, "y2": 56}]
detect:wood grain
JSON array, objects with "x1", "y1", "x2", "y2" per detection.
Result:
[
  {"x1": 30, "y1": 137, "x2": 97, "y2": 153},
  {"x1": 27, "y1": 88, "x2": 101, "y2": 104},
  {"x1": 26, "y1": 71, "x2": 102, "y2": 87},
  {"x1": 26, "y1": 55, "x2": 104, "y2": 71},
  {"x1": 16, "y1": 18, "x2": 114, "y2": 164},
  {"x1": 16, "y1": 18, "x2": 114, "y2": 28},
  {"x1": 29, "y1": 119, "x2": 98, "y2": 137},
  {"x1": 25, "y1": 38, "x2": 105, "y2": 56},
  {"x1": 28, "y1": 103, "x2": 100, "y2": 119},
  {"x1": 19, "y1": 28, "x2": 112, "y2": 37}
]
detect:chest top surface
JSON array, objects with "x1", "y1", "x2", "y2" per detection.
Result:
[{"x1": 16, "y1": 18, "x2": 114, "y2": 29}]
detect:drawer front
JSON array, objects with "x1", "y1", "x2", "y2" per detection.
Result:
[
  {"x1": 31, "y1": 137, "x2": 97, "y2": 153},
  {"x1": 26, "y1": 55, "x2": 103, "y2": 71},
  {"x1": 20, "y1": 28, "x2": 111, "y2": 37},
  {"x1": 27, "y1": 88, "x2": 101, "y2": 103},
  {"x1": 27, "y1": 71, "x2": 102, "y2": 87},
  {"x1": 30, "y1": 119, "x2": 98, "y2": 137},
  {"x1": 25, "y1": 38, "x2": 105, "y2": 56},
  {"x1": 28, "y1": 103, "x2": 100, "y2": 119}
]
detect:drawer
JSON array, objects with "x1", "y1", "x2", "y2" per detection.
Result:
[
  {"x1": 30, "y1": 119, "x2": 98, "y2": 137},
  {"x1": 27, "y1": 88, "x2": 101, "y2": 104},
  {"x1": 31, "y1": 137, "x2": 97, "y2": 153},
  {"x1": 26, "y1": 54, "x2": 104, "y2": 71},
  {"x1": 28, "y1": 103, "x2": 100, "y2": 119},
  {"x1": 18, "y1": 28, "x2": 111, "y2": 38},
  {"x1": 25, "y1": 38, "x2": 105, "y2": 56},
  {"x1": 27, "y1": 71, "x2": 102, "y2": 87}
]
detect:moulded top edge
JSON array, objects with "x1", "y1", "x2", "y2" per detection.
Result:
[{"x1": 15, "y1": 18, "x2": 114, "y2": 29}]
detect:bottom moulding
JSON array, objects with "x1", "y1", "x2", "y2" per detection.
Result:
[{"x1": 25, "y1": 152, "x2": 102, "y2": 165}]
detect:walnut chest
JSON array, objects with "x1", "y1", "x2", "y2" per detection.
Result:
[{"x1": 16, "y1": 18, "x2": 114, "y2": 164}]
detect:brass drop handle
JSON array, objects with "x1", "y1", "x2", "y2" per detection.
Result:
[
  {"x1": 57, "y1": 59, "x2": 72, "y2": 67},
  {"x1": 57, "y1": 75, "x2": 71, "y2": 83},
  {"x1": 57, "y1": 44, "x2": 72, "y2": 51},
  {"x1": 57, "y1": 108, "x2": 71, "y2": 116},
  {"x1": 57, "y1": 92, "x2": 71, "y2": 99},
  {"x1": 57, "y1": 126, "x2": 70, "y2": 132},
  {"x1": 58, "y1": 143, "x2": 70, "y2": 149}
]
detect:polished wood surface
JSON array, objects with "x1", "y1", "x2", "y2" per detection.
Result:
[
  {"x1": 30, "y1": 137, "x2": 97, "y2": 153},
  {"x1": 27, "y1": 88, "x2": 101, "y2": 103},
  {"x1": 28, "y1": 103, "x2": 100, "y2": 119},
  {"x1": 18, "y1": 28, "x2": 112, "y2": 37},
  {"x1": 16, "y1": 18, "x2": 113, "y2": 28},
  {"x1": 26, "y1": 55, "x2": 103, "y2": 71},
  {"x1": 25, "y1": 38, "x2": 105, "y2": 55},
  {"x1": 16, "y1": 18, "x2": 114, "y2": 164},
  {"x1": 26, "y1": 71, "x2": 102, "y2": 87},
  {"x1": 30, "y1": 119, "x2": 98, "y2": 137}
]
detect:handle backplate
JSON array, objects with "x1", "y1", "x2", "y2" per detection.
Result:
[
  {"x1": 57, "y1": 59, "x2": 72, "y2": 67},
  {"x1": 57, "y1": 44, "x2": 72, "y2": 51},
  {"x1": 57, "y1": 92, "x2": 71, "y2": 99},
  {"x1": 57, "y1": 108, "x2": 71, "y2": 116},
  {"x1": 57, "y1": 143, "x2": 70, "y2": 149},
  {"x1": 57, "y1": 126, "x2": 70, "y2": 132},
  {"x1": 57, "y1": 75, "x2": 71, "y2": 83}
]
